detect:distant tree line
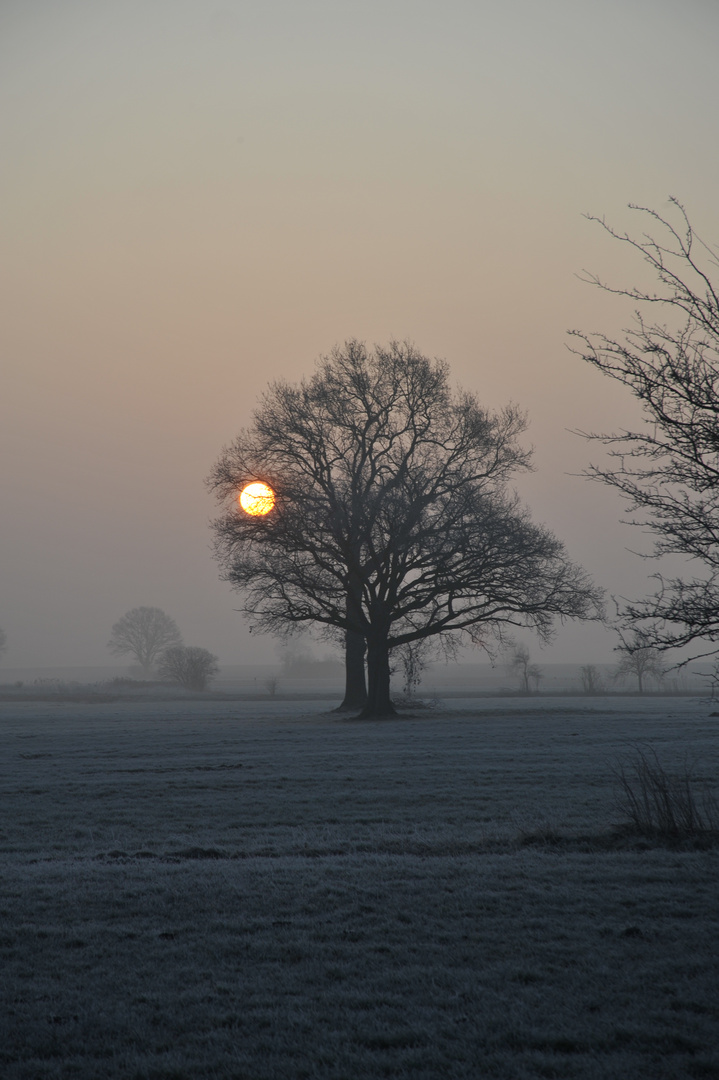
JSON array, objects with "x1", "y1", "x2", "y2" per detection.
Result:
[{"x1": 508, "y1": 640, "x2": 666, "y2": 695}]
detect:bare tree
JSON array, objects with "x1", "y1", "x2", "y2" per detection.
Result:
[
  {"x1": 208, "y1": 341, "x2": 603, "y2": 717},
  {"x1": 613, "y1": 633, "x2": 666, "y2": 693},
  {"x1": 579, "y1": 663, "x2": 603, "y2": 695},
  {"x1": 0, "y1": 628, "x2": 6, "y2": 663},
  {"x1": 508, "y1": 644, "x2": 543, "y2": 693},
  {"x1": 108, "y1": 607, "x2": 183, "y2": 676},
  {"x1": 158, "y1": 646, "x2": 219, "y2": 691},
  {"x1": 570, "y1": 199, "x2": 719, "y2": 663}
]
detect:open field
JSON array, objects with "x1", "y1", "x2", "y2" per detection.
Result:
[{"x1": 1, "y1": 695, "x2": 718, "y2": 1079}]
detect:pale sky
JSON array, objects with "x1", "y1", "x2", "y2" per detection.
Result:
[{"x1": 2, "y1": 0, "x2": 718, "y2": 668}]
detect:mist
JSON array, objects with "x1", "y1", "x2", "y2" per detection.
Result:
[{"x1": 2, "y1": 0, "x2": 718, "y2": 671}]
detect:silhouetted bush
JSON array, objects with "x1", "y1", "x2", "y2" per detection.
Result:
[{"x1": 158, "y1": 646, "x2": 219, "y2": 691}]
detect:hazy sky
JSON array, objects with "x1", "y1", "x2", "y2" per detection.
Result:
[{"x1": 2, "y1": 0, "x2": 718, "y2": 669}]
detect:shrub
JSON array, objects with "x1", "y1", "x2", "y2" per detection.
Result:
[
  {"x1": 158, "y1": 646, "x2": 219, "y2": 691},
  {"x1": 614, "y1": 745, "x2": 719, "y2": 840}
]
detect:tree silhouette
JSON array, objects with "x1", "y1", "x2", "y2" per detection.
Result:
[
  {"x1": 158, "y1": 645, "x2": 219, "y2": 691},
  {"x1": 613, "y1": 633, "x2": 665, "y2": 693},
  {"x1": 579, "y1": 664, "x2": 603, "y2": 695},
  {"x1": 209, "y1": 341, "x2": 602, "y2": 716},
  {"x1": 108, "y1": 607, "x2": 183, "y2": 675},
  {"x1": 508, "y1": 644, "x2": 543, "y2": 693}
]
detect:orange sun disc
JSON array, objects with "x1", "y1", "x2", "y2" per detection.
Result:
[{"x1": 239, "y1": 481, "x2": 275, "y2": 516}]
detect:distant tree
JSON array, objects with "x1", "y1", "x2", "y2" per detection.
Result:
[
  {"x1": 264, "y1": 675, "x2": 280, "y2": 696},
  {"x1": 209, "y1": 341, "x2": 603, "y2": 717},
  {"x1": 509, "y1": 644, "x2": 543, "y2": 693},
  {"x1": 579, "y1": 663, "x2": 603, "y2": 695},
  {"x1": 571, "y1": 199, "x2": 719, "y2": 664},
  {"x1": 108, "y1": 607, "x2": 183, "y2": 676},
  {"x1": 158, "y1": 645, "x2": 219, "y2": 691},
  {"x1": 613, "y1": 634, "x2": 666, "y2": 693},
  {"x1": 0, "y1": 627, "x2": 7, "y2": 663}
]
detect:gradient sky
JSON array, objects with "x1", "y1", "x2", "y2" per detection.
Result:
[{"x1": 2, "y1": 0, "x2": 718, "y2": 669}]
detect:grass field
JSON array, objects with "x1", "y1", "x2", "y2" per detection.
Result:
[{"x1": 1, "y1": 694, "x2": 718, "y2": 1079}]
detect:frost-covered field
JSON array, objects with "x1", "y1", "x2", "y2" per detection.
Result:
[{"x1": 1, "y1": 695, "x2": 718, "y2": 1079}]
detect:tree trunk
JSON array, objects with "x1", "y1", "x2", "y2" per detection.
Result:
[
  {"x1": 336, "y1": 628, "x2": 368, "y2": 711},
  {"x1": 637, "y1": 672, "x2": 643, "y2": 694},
  {"x1": 335, "y1": 578, "x2": 368, "y2": 712},
  {"x1": 361, "y1": 635, "x2": 396, "y2": 718}
]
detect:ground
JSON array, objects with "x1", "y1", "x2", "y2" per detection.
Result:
[{"x1": 1, "y1": 693, "x2": 718, "y2": 1079}]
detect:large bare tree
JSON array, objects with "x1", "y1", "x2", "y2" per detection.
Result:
[
  {"x1": 108, "y1": 606, "x2": 183, "y2": 676},
  {"x1": 208, "y1": 341, "x2": 602, "y2": 716},
  {"x1": 570, "y1": 199, "x2": 719, "y2": 661}
]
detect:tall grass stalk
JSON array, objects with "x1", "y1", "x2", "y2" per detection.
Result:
[{"x1": 614, "y1": 745, "x2": 719, "y2": 840}]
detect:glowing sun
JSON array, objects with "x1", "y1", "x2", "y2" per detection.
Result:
[{"x1": 239, "y1": 481, "x2": 275, "y2": 516}]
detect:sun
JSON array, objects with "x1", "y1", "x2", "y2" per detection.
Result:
[{"x1": 239, "y1": 481, "x2": 275, "y2": 516}]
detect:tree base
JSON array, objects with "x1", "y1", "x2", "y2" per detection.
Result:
[
  {"x1": 333, "y1": 699, "x2": 368, "y2": 713},
  {"x1": 357, "y1": 700, "x2": 397, "y2": 719}
]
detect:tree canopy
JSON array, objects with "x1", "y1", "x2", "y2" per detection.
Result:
[
  {"x1": 209, "y1": 341, "x2": 602, "y2": 715},
  {"x1": 108, "y1": 606, "x2": 183, "y2": 675}
]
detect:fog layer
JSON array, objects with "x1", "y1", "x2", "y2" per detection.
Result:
[{"x1": 2, "y1": 0, "x2": 718, "y2": 667}]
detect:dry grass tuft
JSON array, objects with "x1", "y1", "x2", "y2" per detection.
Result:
[{"x1": 614, "y1": 745, "x2": 719, "y2": 842}]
